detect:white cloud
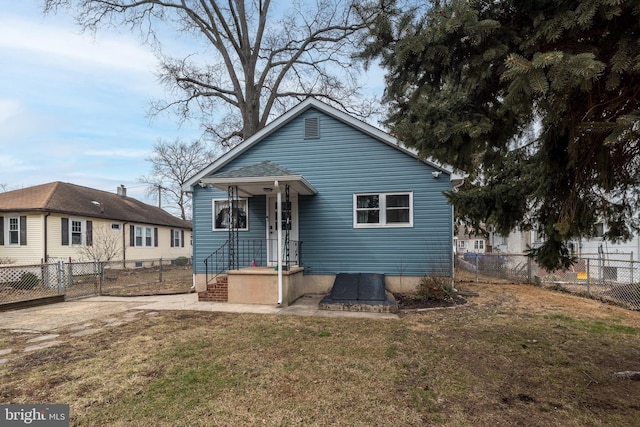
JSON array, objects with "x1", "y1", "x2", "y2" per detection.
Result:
[
  {"x1": 85, "y1": 149, "x2": 150, "y2": 158},
  {"x1": 0, "y1": 14, "x2": 157, "y2": 74},
  {"x1": 0, "y1": 154, "x2": 36, "y2": 173},
  {"x1": 0, "y1": 99, "x2": 23, "y2": 123}
]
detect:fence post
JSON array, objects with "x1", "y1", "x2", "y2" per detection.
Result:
[
  {"x1": 68, "y1": 259, "x2": 73, "y2": 289},
  {"x1": 99, "y1": 262, "x2": 104, "y2": 296},
  {"x1": 57, "y1": 261, "x2": 64, "y2": 296},
  {"x1": 586, "y1": 258, "x2": 590, "y2": 296},
  {"x1": 475, "y1": 254, "x2": 479, "y2": 282},
  {"x1": 159, "y1": 258, "x2": 163, "y2": 282},
  {"x1": 527, "y1": 257, "x2": 532, "y2": 284}
]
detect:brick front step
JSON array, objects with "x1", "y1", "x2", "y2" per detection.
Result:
[{"x1": 198, "y1": 274, "x2": 228, "y2": 302}]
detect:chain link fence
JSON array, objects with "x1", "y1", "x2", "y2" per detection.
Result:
[
  {"x1": 456, "y1": 253, "x2": 533, "y2": 283},
  {"x1": 456, "y1": 253, "x2": 640, "y2": 310},
  {"x1": 0, "y1": 257, "x2": 193, "y2": 306}
]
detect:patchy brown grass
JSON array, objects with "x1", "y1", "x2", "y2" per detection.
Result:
[
  {"x1": 100, "y1": 266, "x2": 193, "y2": 296},
  {"x1": 1, "y1": 283, "x2": 640, "y2": 426}
]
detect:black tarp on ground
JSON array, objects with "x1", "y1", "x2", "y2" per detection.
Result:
[
  {"x1": 321, "y1": 272, "x2": 397, "y2": 311},
  {"x1": 328, "y1": 273, "x2": 387, "y2": 301}
]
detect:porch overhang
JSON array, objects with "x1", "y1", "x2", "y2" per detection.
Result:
[
  {"x1": 199, "y1": 175, "x2": 317, "y2": 197},
  {"x1": 198, "y1": 160, "x2": 317, "y2": 197}
]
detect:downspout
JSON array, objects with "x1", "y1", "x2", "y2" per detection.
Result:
[
  {"x1": 122, "y1": 222, "x2": 128, "y2": 269},
  {"x1": 275, "y1": 180, "x2": 283, "y2": 305},
  {"x1": 43, "y1": 212, "x2": 51, "y2": 262},
  {"x1": 451, "y1": 179, "x2": 465, "y2": 291}
]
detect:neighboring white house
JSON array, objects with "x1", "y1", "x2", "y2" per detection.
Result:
[
  {"x1": 0, "y1": 182, "x2": 192, "y2": 265},
  {"x1": 573, "y1": 222, "x2": 640, "y2": 262},
  {"x1": 454, "y1": 224, "x2": 487, "y2": 254},
  {"x1": 491, "y1": 222, "x2": 639, "y2": 262}
]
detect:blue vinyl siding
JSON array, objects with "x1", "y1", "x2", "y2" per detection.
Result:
[{"x1": 192, "y1": 108, "x2": 453, "y2": 276}]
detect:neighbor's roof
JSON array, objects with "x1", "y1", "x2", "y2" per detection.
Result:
[
  {"x1": 0, "y1": 182, "x2": 191, "y2": 229},
  {"x1": 183, "y1": 98, "x2": 462, "y2": 191}
]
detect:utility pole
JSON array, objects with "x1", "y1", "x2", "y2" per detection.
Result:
[{"x1": 156, "y1": 185, "x2": 163, "y2": 208}]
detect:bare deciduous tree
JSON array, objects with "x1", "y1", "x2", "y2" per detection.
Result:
[
  {"x1": 43, "y1": 0, "x2": 381, "y2": 147},
  {"x1": 140, "y1": 139, "x2": 216, "y2": 219},
  {"x1": 76, "y1": 225, "x2": 122, "y2": 263}
]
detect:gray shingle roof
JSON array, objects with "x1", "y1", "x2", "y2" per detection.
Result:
[
  {"x1": 212, "y1": 161, "x2": 299, "y2": 179},
  {"x1": 0, "y1": 182, "x2": 191, "y2": 229}
]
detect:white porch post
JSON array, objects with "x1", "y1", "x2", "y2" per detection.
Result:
[{"x1": 275, "y1": 180, "x2": 283, "y2": 305}]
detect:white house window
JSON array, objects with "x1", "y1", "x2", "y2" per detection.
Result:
[
  {"x1": 61, "y1": 217, "x2": 90, "y2": 246},
  {"x1": 131, "y1": 225, "x2": 156, "y2": 247},
  {"x1": 135, "y1": 226, "x2": 143, "y2": 246},
  {"x1": 474, "y1": 240, "x2": 485, "y2": 250},
  {"x1": 145, "y1": 228, "x2": 152, "y2": 246},
  {"x1": 8, "y1": 217, "x2": 19, "y2": 245},
  {"x1": 173, "y1": 230, "x2": 182, "y2": 247},
  {"x1": 457, "y1": 240, "x2": 467, "y2": 249},
  {"x1": 213, "y1": 199, "x2": 248, "y2": 231},
  {"x1": 71, "y1": 220, "x2": 83, "y2": 245},
  {"x1": 593, "y1": 222, "x2": 604, "y2": 238},
  {"x1": 354, "y1": 192, "x2": 413, "y2": 228}
]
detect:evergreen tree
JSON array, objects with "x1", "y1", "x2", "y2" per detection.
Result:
[{"x1": 361, "y1": 0, "x2": 640, "y2": 269}]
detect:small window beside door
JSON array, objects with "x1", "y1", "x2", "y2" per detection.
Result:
[{"x1": 213, "y1": 199, "x2": 248, "y2": 231}]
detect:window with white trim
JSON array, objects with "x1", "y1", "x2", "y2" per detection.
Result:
[
  {"x1": 593, "y1": 222, "x2": 604, "y2": 238},
  {"x1": 61, "y1": 217, "x2": 91, "y2": 246},
  {"x1": 353, "y1": 192, "x2": 413, "y2": 228},
  {"x1": 71, "y1": 220, "x2": 83, "y2": 245},
  {"x1": 457, "y1": 240, "x2": 467, "y2": 249},
  {"x1": 133, "y1": 225, "x2": 156, "y2": 247},
  {"x1": 213, "y1": 199, "x2": 248, "y2": 231},
  {"x1": 474, "y1": 240, "x2": 485, "y2": 250},
  {"x1": 173, "y1": 229, "x2": 181, "y2": 247},
  {"x1": 8, "y1": 217, "x2": 19, "y2": 245}
]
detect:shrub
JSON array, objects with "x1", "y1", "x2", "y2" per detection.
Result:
[
  {"x1": 18, "y1": 272, "x2": 40, "y2": 290},
  {"x1": 417, "y1": 274, "x2": 455, "y2": 300},
  {"x1": 174, "y1": 256, "x2": 190, "y2": 266}
]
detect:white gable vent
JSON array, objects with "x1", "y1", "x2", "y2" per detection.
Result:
[{"x1": 304, "y1": 117, "x2": 319, "y2": 139}]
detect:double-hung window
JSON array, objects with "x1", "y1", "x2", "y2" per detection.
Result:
[
  {"x1": 8, "y1": 217, "x2": 19, "y2": 245},
  {"x1": 173, "y1": 230, "x2": 181, "y2": 247},
  {"x1": 354, "y1": 192, "x2": 413, "y2": 228},
  {"x1": 71, "y1": 220, "x2": 83, "y2": 245},
  {"x1": 474, "y1": 240, "x2": 485, "y2": 250},
  {"x1": 132, "y1": 225, "x2": 156, "y2": 247},
  {"x1": 61, "y1": 218, "x2": 91, "y2": 246}
]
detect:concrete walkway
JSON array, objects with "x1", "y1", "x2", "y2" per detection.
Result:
[
  {"x1": 0, "y1": 293, "x2": 398, "y2": 365},
  {"x1": 0, "y1": 293, "x2": 398, "y2": 333}
]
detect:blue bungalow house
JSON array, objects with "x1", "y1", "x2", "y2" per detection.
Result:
[{"x1": 183, "y1": 98, "x2": 455, "y2": 306}]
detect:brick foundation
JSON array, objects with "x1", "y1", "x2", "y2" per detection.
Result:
[{"x1": 198, "y1": 274, "x2": 228, "y2": 302}]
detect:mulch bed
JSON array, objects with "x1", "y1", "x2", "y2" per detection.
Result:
[{"x1": 393, "y1": 292, "x2": 467, "y2": 309}]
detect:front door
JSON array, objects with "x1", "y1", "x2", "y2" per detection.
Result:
[{"x1": 267, "y1": 194, "x2": 299, "y2": 266}]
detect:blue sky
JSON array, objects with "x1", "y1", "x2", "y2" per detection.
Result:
[{"x1": 0, "y1": 2, "x2": 384, "y2": 208}]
